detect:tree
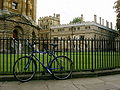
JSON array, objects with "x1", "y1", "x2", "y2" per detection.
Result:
[
  {"x1": 114, "y1": 0, "x2": 120, "y2": 32},
  {"x1": 69, "y1": 17, "x2": 84, "y2": 24}
]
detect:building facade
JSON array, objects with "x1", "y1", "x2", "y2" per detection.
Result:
[
  {"x1": 0, "y1": 0, "x2": 36, "y2": 21},
  {"x1": 0, "y1": 0, "x2": 41, "y2": 53},
  {"x1": 38, "y1": 13, "x2": 60, "y2": 39},
  {"x1": 0, "y1": 0, "x2": 40, "y2": 39},
  {"x1": 38, "y1": 14, "x2": 118, "y2": 40},
  {"x1": 51, "y1": 21, "x2": 117, "y2": 40}
]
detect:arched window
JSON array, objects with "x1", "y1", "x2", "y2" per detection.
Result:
[
  {"x1": 13, "y1": 30, "x2": 18, "y2": 39},
  {"x1": 32, "y1": 31, "x2": 36, "y2": 39},
  {"x1": 13, "y1": 26, "x2": 24, "y2": 39}
]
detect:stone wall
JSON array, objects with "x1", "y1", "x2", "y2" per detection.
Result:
[{"x1": 0, "y1": 20, "x2": 39, "y2": 39}]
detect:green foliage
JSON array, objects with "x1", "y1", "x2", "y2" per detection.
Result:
[
  {"x1": 69, "y1": 17, "x2": 83, "y2": 24},
  {"x1": 114, "y1": 0, "x2": 120, "y2": 31}
]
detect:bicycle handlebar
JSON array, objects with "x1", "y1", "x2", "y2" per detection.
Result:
[{"x1": 25, "y1": 40, "x2": 58, "y2": 51}]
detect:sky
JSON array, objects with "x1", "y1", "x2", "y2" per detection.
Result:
[{"x1": 36, "y1": 0, "x2": 117, "y2": 28}]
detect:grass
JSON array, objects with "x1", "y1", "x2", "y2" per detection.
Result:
[{"x1": 0, "y1": 51, "x2": 120, "y2": 74}]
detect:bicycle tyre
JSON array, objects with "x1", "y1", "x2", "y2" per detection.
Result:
[
  {"x1": 13, "y1": 56, "x2": 37, "y2": 82},
  {"x1": 50, "y1": 56, "x2": 73, "y2": 80}
]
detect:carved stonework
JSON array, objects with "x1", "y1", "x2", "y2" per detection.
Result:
[{"x1": 0, "y1": 12, "x2": 40, "y2": 39}]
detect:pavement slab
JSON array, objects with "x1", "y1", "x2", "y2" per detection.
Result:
[
  {"x1": 98, "y1": 75, "x2": 120, "y2": 82},
  {"x1": 84, "y1": 82, "x2": 119, "y2": 90},
  {"x1": 1, "y1": 74, "x2": 120, "y2": 90},
  {"x1": 70, "y1": 77, "x2": 104, "y2": 85},
  {"x1": 0, "y1": 82, "x2": 4, "y2": 86},
  {"x1": 45, "y1": 80, "x2": 78, "y2": 90}
]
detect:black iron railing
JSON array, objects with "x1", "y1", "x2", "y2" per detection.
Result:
[{"x1": 0, "y1": 38, "x2": 120, "y2": 75}]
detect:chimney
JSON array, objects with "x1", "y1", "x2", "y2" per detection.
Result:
[
  {"x1": 99, "y1": 17, "x2": 101, "y2": 24},
  {"x1": 94, "y1": 15, "x2": 97, "y2": 23},
  {"x1": 108, "y1": 22, "x2": 109, "y2": 28},
  {"x1": 53, "y1": 13, "x2": 55, "y2": 17},
  {"x1": 106, "y1": 20, "x2": 108, "y2": 27},
  {"x1": 81, "y1": 14, "x2": 83, "y2": 22},
  {"x1": 102, "y1": 19, "x2": 104, "y2": 26},
  {"x1": 110, "y1": 22, "x2": 113, "y2": 29}
]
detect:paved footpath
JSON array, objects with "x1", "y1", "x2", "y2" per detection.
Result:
[{"x1": 1, "y1": 74, "x2": 120, "y2": 90}]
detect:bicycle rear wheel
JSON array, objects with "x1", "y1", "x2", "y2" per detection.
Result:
[
  {"x1": 50, "y1": 56, "x2": 73, "y2": 80},
  {"x1": 13, "y1": 56, "x2": 37, "y2": 82}
]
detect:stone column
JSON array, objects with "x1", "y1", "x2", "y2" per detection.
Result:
[
  {"x1": 22, "y1": 0, "x2": 26, "y2": 15},
  {"x1": 18, "y1": 0, "x2": 22, "y2": 13},
  {"x1": 3, "y1": 0, "x2": 8, "y2": 10},
  {"x1": 27, "y1": 1, "x2": 31, "y2": 16}
]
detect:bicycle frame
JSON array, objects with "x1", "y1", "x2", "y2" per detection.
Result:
[
  {"x1": 29, "y1": 49, "x2": 57, "y2": 74},
  {"x1": 25, "y1": 40, "x2": 62, "y2": 74}
]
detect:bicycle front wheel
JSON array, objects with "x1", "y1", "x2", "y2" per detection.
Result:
[
  {"x1": 13, "y1": 56, "x2": 37, "y2": 82},
  {"x1": 50, "y1": 56, "x2": 73, "y2": 80}
]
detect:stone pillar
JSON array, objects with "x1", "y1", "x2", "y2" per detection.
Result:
[
  {"x1": 28, "y1": 1, "x2": 31, "y2": 16},
  {"x1": 3, "y1": 0, "x2": 8, "y2": 10},
  {"x1": 22, "y1": 1, "x2": 26, "y2": 15},
  {"x1": 0, "y1": 0, "x2": 3, "y2": 9},
  {"x1": 26, "y1": 0, "x2": 31, "y2": 16},
  {"x1": 33, "y1": 0, "x2": 37, "y2": 21},
  {"x1": 18, "y1": 1, "x2": 22, "y2": 13}
]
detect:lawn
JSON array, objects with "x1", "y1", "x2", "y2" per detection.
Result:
[{"x1": 0, "y1": 51, "x2": 120, "y2": 74}]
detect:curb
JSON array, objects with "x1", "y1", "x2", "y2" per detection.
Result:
[{"x1": 1, "y1": 69, "x2": 120, "y2": 81}]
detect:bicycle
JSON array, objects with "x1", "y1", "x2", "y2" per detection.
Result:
[{"x1": 13, "y1": 40, "x2": 73, "y2": 82}]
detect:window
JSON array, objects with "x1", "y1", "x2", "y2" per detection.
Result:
[
  {"x1": 80, "y1": 36, "x2": 84, "y2": 40},
  {"x1": 52, "y1": 30, "x2": 54, "y2": 32},
  {"x1": 12, "y1": 2, "x2": 18, "y2": 9},
  {"x1": 54, "y1": 37, "x2": 58, "y2": 40},
  {"x1": 45, "y1": 34, "x2": 48, "y2": 39},
  {"x1": 30, "y1": 9, "x2": 32, "y2": 16},
  {"x1": 77, "y1": 27, "x2": 80, "y2": 30},
  {"x1": 32, "y1": 31, "x2": 36, "y2": 39},
  {"x1": 41, "y1": 34, "x2": 43, "y2": 39},
  {"x1": 85, "y1": 26, "x2": 90, "y2": 29}
]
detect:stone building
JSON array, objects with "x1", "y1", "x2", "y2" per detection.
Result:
[
  {"x1": 0, "y1": 0, "x2": 36, "y2": 21},
  {"x1": 38, "y1": 13, "x2": 60, "y2": 39},
  {"x1": 50, "y1": 21, "x2": 117, "y2": 40},
  {"x1": 38, "y1": 14, "x2": 118, "y2": 39},
  {"x1": 0, "y1": 0, "x2": 40, "y2": 39},
  {"x1": 51, "y1": 15, "x2": 118, "y2": 39},
  {"x1": 0, "y1": 0, "x2": 41, "y2": 53},
  {"x1": 38, "y1": 14, "x2": 118, "y2": 51}
]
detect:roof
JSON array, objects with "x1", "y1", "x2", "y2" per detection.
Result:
[
  {"x1": 0, "y1": 10, "x2": 41, "y2": 29},
  {"x1": 51, "y1": 21, "x2": 117, "y2": 33}
]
